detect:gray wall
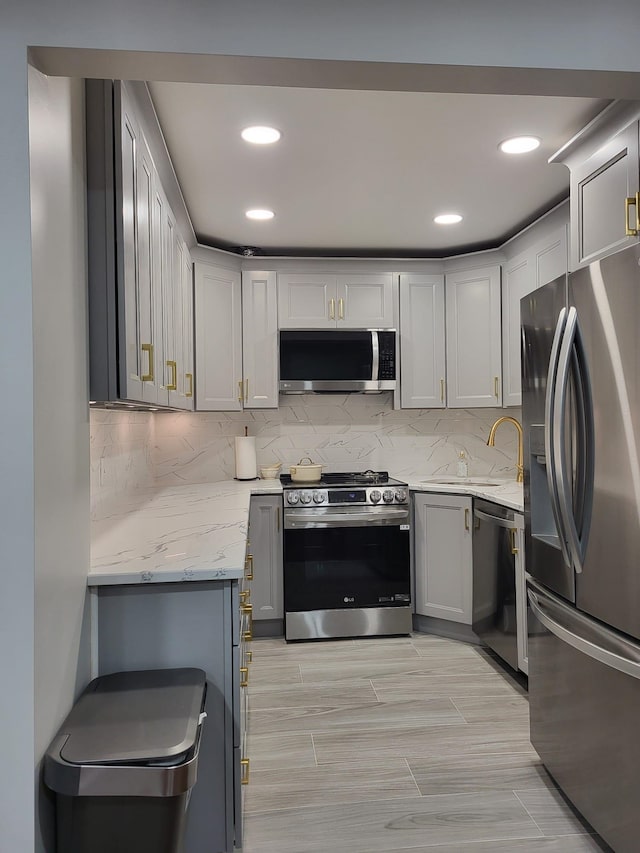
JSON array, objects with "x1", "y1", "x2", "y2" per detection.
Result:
[
  {"x1": 2, "y1": 2, "x2": 640, "y2": 850},
  {"x1": 29, "y1": 66, "x2": 92, "y2": 850}
]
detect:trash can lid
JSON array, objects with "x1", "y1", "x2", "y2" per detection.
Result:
[{"x1": 58, "y1": 668, "x2": 206, "y2": 766}]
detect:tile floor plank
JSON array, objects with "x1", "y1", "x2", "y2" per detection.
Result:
[{"x1": 242, "y1": 633, "x2": 609, "y2": 852}]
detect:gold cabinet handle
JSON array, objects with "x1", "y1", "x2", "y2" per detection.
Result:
[
  {"x1": 625, "y1": 192, "x2": 640, "y2": 236},
  {"x1": 510, "y1": 528, "x2": 519, "y2": 555},
  {"x1": 241, "y1": 603, "x2": 253, "y2": 615},
  {"x1": 239, "y1": 589, "x2": 250, "y2": 602},
  {"x1": 329, "y1": 297, "x2": 336, "y2": 320},
  {"x1": 240, "y1": 666, "x2": 249, "y2": 687},
  {"x1": 166, "y1": 360, "x2": 177, "y2": 391},
  {"x1": 246, "y1": 649, "x2": 253, "y2": 663},
  {"x1": 241, "y1": 757, "x2": 250, "y2": 785},
  {"x1": 494, "y1": 376, "x2": 500, "y2": 398},
  {"x1": 141, "y1": 343, "x2": 154, "y2": 382},
  {"x1": 440, "y1": 378, "x2": 445, "y2": 403},
  {"x1": 464, "y1": 507, "x2": 470, "y2": 531},
  {"x1": 338, "y1": 297, "x2": 344, "y2": 320},
  {"x1": 245, "y1": 554, "x2": 254, "y2": 581},
  {"x1": 245, "y1": 378, "x2": 249, "y2": 403},
  {"x1": 238, "y1": 379, "x2": 244, "y2": 404},
  {"x1": 185, "y1": 372, "x2": 193, "y2": 398}
]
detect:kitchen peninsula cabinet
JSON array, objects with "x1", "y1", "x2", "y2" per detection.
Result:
[
  {"x1": 248, "y1": 495, "x2": 284, "y2": 633},
  {"x1": 94, "y1": 579, "x2": 246, "y2": 853},
  {"x1": 277, "y1": 272, "x2": 395, "y2": 329},
  {"x1": 399, "y1": 273, "x2": 446, "y2": 408},
  {"x1": 445, "y1": 264, "x2": 502, "y2": 407},
  {"x1": 413, "y1": 492, "x2": 473, "y2": 625}
]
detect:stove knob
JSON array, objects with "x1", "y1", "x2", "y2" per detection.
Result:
[
  {"x1": 394, "y1": 488, "x2": 407, "y2": 503},
  {"x1": 287, "y1": 491, "x2": 300, "y2": 505},
  {"x1": 382, "y1": 489, "x2": 395, "y2": 503},
  {"x1": 313, "y1": 491, "x2": 326, "y2": 504},
  {"x1": 369, "y1": 489, "x2": 382, "y2": 504},
  {"x1": 300, "y1": 491, "x2": 312, "y2": 505}
]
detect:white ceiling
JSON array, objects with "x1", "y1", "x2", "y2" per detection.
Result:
[{"x1": 148, "y1": 82, "x2": 606, "y2": 256}]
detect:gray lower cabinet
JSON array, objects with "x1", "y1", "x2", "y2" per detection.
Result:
[
  {"x1": 95, "y1": 580, "x2": 246, "y2": 853},
  {"x1": 248, "y1": 495, "x2": 283, "y2": 632},
  {"x1": 413, "y1": 492, "x2": 473, "y2": 625}
]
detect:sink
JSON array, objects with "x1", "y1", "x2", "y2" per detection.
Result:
[{"x1": 420, "y1": 477, "x2": 509, "y2": 487}]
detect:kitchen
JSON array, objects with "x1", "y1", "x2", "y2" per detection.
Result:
[{"x1": 4, "y1": 4, "x2": 640, "y2": 852}]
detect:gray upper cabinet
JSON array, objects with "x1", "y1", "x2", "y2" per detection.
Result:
[
  {"x1": 550, "y1": 104, "x2": 640, "y2": 271},
  {"x1": 399, "y1": 273, "x2": 446, "y2": 408},
  {"x1": 242, "y1": 271, "x2": 279, "y2": 408},
  {"x1": 87, "y1": 80, "x2": 195, "y2": 409},
  {"x1": 194, "y1": 261, "x2": 243, "y2": 411},
  {"x1": 445, "y1": 264, "x2": 502, "y2": 408},
  {"x1": 571, "y1": 122, "x2": 639, "y2": 269},
  {"x1": 501, "y1": 223, "x2": 567, "y2": 407},
  {"x1": 277, "y1": 272, "x2": 395, "y2": 329}
]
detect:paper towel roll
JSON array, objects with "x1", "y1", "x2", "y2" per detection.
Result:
[{"x1": 234, "y1": 436, "x2": 257, "y2": 480}]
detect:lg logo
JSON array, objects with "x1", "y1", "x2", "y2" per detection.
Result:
[{"x1": 343, "y1": 596, "x2": 355, "y2": 603}]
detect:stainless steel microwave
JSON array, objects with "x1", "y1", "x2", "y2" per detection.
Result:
[{"x1": 279, "y1": 329, "x2": 397, "y2": 393}]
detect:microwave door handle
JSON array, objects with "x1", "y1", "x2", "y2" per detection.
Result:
[{"x1": 371, "y1": 331, "x2": 379, "y2": 382}]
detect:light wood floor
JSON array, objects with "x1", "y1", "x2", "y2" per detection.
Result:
[{"x1": 242, "y1": 633, "x2": 611, "y2": 853}]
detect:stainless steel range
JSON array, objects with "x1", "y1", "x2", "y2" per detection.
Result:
[{"x1": 281, "y1": 470, "x2": 411, "y2": 641}]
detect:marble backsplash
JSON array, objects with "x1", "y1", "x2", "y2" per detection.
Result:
[{"x1": 91, "y1": 395, "x2": 522, "y2": 517}]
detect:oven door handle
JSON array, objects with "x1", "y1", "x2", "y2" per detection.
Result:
[{"x1": 285, "y1": 509, "x2": 409, "y2": 528}]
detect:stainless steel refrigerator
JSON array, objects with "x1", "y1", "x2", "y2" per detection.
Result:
[{"x1": 522, "y1": 242, "x2": 640, "y2": 853}]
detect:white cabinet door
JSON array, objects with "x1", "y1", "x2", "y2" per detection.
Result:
[
  {"x1": 195, "y1": 262, "x2": 243, "y2": 411},
  {"x1": 571, "y1": 122, "x2": 639, "y2": 270},
  {"x1": 501, "y1": 252, "x2": 533, "y2": 409},
  {"x1": 277, "y1": 274, "x2": 337, "y2": 328},
  {"x1": 513, "y1": 513, "x2": 528, "y2": 674},
  {"x1": 445, "y1": 265, "x2": 502, "y2": 407},
  {"x1": 399, "y1": 274, "x2": 446, "y2": 408},
  {"x1": 336, "y1": 273, "x2": 395, "y2": 328},
  {"x1": 181, "y1": 242, "x2": 194, "y2": 410},
  {"x1": 502, "y1": 226, "x2": 567, "y2": 407},
  {"x1": 414, "y1": 493, "x2": 473, "y2": 624},
  {"x1": 136, "y1": 130, "x2": 166, "y2": 405},
  {"x1": 242, "y1": 271, "x2": 278, "y2": 409},
  {"x1": 248, "y1": 495, "x2": 283, "y2": 621}
]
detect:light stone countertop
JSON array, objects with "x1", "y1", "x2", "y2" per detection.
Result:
[
  {"x1": 89, "y1": 472, "x2": 522, "y2": 588},
  {"x1": 405, "y1": 476, "x2": 524, "y2": 512},
  {"x1": 88, "y1": 478, "x2": 282, "y2": 586}
]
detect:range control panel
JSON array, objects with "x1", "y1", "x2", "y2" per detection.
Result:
[{"x1": 284, "y1": 486, "x2": 408, "y2": 506}]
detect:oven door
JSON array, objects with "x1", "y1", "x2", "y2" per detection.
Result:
[{"x1": 283, "y1": 505, "x2": 411, "y2": 614}]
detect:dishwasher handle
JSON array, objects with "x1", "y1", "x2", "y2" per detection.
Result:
[{"x1": 473, "y1": 507, "x2": 516, "y2": 529}]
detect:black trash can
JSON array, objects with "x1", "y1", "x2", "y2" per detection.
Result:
[{"x1": 44, "y1": 667, "x2": 207, "y2": 853}]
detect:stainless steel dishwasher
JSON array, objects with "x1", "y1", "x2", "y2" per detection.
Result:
[{"x1": 472, "y1": 498, "x2": 520, "y2": 671}]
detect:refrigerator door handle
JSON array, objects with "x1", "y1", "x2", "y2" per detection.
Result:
[
  {"x1": 553, "y1": 307, "x2": 595, "y2": 573},
  {"x1": 528, "y1": 584, "x2": 640, "y2": 681},
  {"x1": 544, "y1": 307, "x2": 572, "y2": 568}
]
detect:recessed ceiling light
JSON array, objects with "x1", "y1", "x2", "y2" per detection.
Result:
[
  {"x1": 499, "y1": 136, "x2": 541, "y2": 154},
  {"x1": 241, "y1": 126, "x2": 281, "y2": 145},
  {"x1": 246, "y1": 209, "x2": 275, "y2": 221},
  {"x1": 434, "y1": 213, "x2": 463, "y2": 225}
]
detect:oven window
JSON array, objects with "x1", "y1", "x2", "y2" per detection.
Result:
[
  {"x1": 284, "y1": 525, "x2": 410, "y2": 612},
  {"x1": 279, "y1": 331, "x2": 373, "y2": 381}
]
